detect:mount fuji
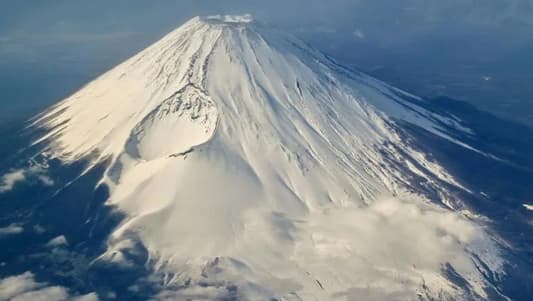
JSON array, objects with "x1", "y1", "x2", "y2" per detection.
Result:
[{"x1": 1, "y1": 15, "x2": 532, "y2": 301}]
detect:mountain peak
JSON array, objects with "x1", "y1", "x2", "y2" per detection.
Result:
[
  {"x1": 33, "y1": 16, "x2": 503, "y2": 300},
  {"x1": 197, "y1": 14, "x2": 254, "y2": 26}
]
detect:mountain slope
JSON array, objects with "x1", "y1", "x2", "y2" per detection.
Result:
[{"x1": 33, "y1": 15, "x2": 507, "y2": 300}]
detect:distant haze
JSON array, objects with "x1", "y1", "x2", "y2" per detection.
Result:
[
  {"x1": 1, "y1": 0, "x2": 532, "y2": 126},
  {"x1": 2, "y1": 0, "x2": 532, "y2": 38}
]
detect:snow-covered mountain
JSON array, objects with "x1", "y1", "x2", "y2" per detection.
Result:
[{"x1": 28, "y1": 15, "x2": 514, "y2": 300}]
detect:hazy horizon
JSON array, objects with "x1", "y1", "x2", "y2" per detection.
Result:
[{"x1": 2, "y1": 0, "x2": 533, "y2": 126}]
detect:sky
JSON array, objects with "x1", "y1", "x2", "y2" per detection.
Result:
[
  {"x1": 2, "y1": 0, "x2": 532, "y2": 39},
  {"x1": 1, "y1": 0, "x2": 533, "y2": 125}
]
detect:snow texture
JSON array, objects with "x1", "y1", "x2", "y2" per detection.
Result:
[{"x1": 34, "y1": 15, "x2": 505, "y2": 300}]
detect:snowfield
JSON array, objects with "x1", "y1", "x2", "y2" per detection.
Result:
[{"x1": 34, "y1": 15, "x2": 506, "y2": 300}]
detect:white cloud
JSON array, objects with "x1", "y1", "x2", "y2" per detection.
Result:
[
  {"x1": 154, "y1": 286, "x2": 229, "y2": 301},
  {"x1": 0, "y1": 170, "x2": 26, "y2": 193},
  {"x1": 289, "y1": 197, "x2": 502, "y2": 299},
  {"x1": 38, "y1": 175, "x2": 55, "y2": 187},
  {"x1": 72, "y1": 293, "x2": 100, "y2": 301},
  {"x1": 27, "y1": 164, "x2": 55, "y2": 187},
  {"x1": 33, "y1": 224, "x2": 46, "y2": 234},
  {"x1": 108, "y1": 197, "x2": 502, "y2": 300},
  {"x1": 11, "y1": 286, "x2": 69, "y2": 301},
  {"x1": 0, "y1": 272, "x2": 39, "y2": 300},
  {"x1": 0, "y1": 162, "x2": 54, "y2": 194},
  {"x1": 0, "y1": 223, "x2": 24, "y2": 237},
  {"x1": 0, "y1": 272, "x2": 99, "y2": 301},
  {"x1": 353, "y1": 29, "x2": 366, "y2": 39},
  {"x1": 46, "y1": 235, "x2": 69, "y2": 248}
]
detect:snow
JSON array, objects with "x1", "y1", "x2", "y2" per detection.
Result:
[{"x1": 34, "y1": 15, "x2": 504, "y2": 300}]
